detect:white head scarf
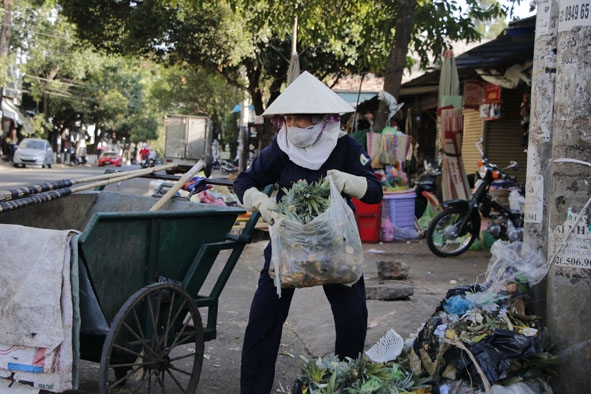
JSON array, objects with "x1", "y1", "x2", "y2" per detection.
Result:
[{"x1": 276, "y1": 115, "x2": 346, "y2": 170}]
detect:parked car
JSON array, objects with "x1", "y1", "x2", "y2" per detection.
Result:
[
  {"x1": 97, "y1": 151, "x2": 123, "y2": 167},
  {"x1": 13, "y1": 138, "x2": 53, "y2": 168}
]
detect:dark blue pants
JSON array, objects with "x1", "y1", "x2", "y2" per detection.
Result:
[{"x1": 240, "y1": 243, "x2": 368, "y2": 394}]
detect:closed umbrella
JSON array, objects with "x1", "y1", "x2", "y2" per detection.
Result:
[
  {"x1": 438, "y1": 50, "x2": 471, "y2": 201},
  {"x1": 438, "y1": 50, "x2": 461, "y2": 108},
  {"x1": 286, "y1": 17, "x2": 300, "y2": 86},
  {"x1": 287, "y1": 52, "x2": 300, "y2": 86}
]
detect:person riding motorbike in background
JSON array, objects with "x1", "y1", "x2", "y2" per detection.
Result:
[
  {"x1": 139, "y1": 144, "x2": 150, "y2": 160},
  {"x1": 233, "y1": 71, "x2": 383, "y2": 394}
]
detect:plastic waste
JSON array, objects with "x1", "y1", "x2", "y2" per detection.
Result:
[
  {"x1": 443, "y1": 295, "x2": 475, "y2": 315},
  {"x1": 393, "y1": 224, "x2": 418, "y2": 240},
  {"x1": 380, "y1": 217, "x2": 394, "y2": 242},
  {"x1": 365, "y1": 329, "x2": 404, "y2": 363},
  {"x1": 509, "y1": 190, "x2": 525, "y2": 213},
  {"x1": 466, "y1": 241, "x2": 547, "y2": 308}
]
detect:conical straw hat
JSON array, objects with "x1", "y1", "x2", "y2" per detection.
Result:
[{"x1": 262, "y1": 71, "x2": 355, "y2": 117}]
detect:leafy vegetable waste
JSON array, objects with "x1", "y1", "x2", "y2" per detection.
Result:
[{"x1": 276, "y1": 178, "x2": 331, "y2": 224}]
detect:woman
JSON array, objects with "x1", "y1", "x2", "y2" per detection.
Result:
[{"x1": 233, "y1": 71, "x2": 383, "y2": 394}]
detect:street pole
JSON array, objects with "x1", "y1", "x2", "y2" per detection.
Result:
[
  {"x1": 239, "y1": 97, "x2": 250, "y2": 172},
  {"x1": 545, "y1": 0, "x2": 591, "y2": 390},
  {"x1": 523, "y1": 0, "x2": 559, "y2": 318},
  {"x1": 238, "y1": 66, "x2": 249, "y2": 172}
]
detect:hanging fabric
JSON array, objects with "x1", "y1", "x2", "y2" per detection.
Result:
[{"x1": 440, "y1": 108, "x2": 471, "y2": 201}]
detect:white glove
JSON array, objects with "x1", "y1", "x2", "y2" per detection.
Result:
[
  {"x1": 243, "y1": 187, "x2": 280, "y2": 225},
  {"x1": 326, "y1": 169, "x2": 368, "y2": 199}
]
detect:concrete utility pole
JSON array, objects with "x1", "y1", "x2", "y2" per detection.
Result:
[
  {"x1": 239, "y1": 97, "x2": 249, "y2": 172},
  {"x1": 543, "y1": 0, "x2": 591, "y2": 390},
  {"x1": 238, "y1": 66, "x2": 250, "y2": 172},
  {"x1": 523, "y1": 0, "x2": 559, "y2": 317}
]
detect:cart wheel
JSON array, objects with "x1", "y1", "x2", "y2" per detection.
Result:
[{"x1": 99, "y1": 282, "x2": 204, "y2": 394}]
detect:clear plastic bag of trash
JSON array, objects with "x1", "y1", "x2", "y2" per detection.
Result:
[
  {"x1": 269, "y1": 178, "x2": 364, "y2": 297},
  {"x1": 437, "y1": 379, "x2": 475, "y2": 394},
  {"x1": 466, "y1": 241, "x2": 547, "y2": 307}
]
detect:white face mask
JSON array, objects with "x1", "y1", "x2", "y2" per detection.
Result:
[
  {"x1": 277, "y1": 115, "x2": 345, "y2": 170},
  {"x1": 286, "y1": 121, "x2": 325, "y2": 148}
]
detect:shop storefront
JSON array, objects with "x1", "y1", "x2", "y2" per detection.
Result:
[
  {"x1": 461, "y1": 84, "x2": 529, "y2": 184},
  {"x1": 398, "y1": 16, "x2": 535, "y2": 186}
]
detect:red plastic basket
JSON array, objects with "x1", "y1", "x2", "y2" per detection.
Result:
[{"x1": 352, "y1": 199, "x2": 382, "y2": 243}]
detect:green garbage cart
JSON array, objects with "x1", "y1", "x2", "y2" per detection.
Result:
[{"x1": 0, "y1": 188, "x2": 264, "y2": 394}]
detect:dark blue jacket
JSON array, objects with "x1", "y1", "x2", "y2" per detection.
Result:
[{"x1": 233, "y1": 134, "x2": 383, "y2": 208}]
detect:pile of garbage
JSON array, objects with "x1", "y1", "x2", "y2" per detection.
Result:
[
  {"x1": 410, "y1": 241, "x2": 556, "y2": 393},
  {"x1": 291, "y1": 241, "x2": 558, "y2": 394}
]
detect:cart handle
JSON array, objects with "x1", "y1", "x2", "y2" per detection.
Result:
[{"x1": 226, "y1": 184, "x2": 274, "y2": 243}]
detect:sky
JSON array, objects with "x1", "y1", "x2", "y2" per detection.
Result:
[{"x1": 504, "y1": 0, "x2": 537, "y2": 20}]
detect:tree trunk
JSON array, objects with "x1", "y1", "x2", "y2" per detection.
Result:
[
  {"x1": 0, "y1": 0, "x2": 12, "y2": 58},
  {"x1": 0, "y1": 0, "x2": 13, "y2": 108},
  {"x1": 246, "y1": 59, "x2": 278, "y2": 160},
  {"x1": 373, "y1": 0, "x2": 417, "y2": 132}
]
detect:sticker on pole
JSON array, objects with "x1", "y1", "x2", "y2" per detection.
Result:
[
  {"x1": 558, "y1": 0, "x2": 591, "y2": 32},
  {"x1": 524, "y1": 174, "x2": 544, "y2": 224},
  {"x1": 550, "y1": 209, "x2": 591, "y2": 268}
]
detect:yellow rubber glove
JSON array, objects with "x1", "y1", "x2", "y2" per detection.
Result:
[
  {"x1": 326, "y1": 169, "x2": 368, "y2": 199},
  {"x1": 243, "y1": 187, "x2": 280, "y2": 225}
]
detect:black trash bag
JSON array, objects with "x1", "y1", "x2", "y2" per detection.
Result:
[
  {"x1": 412, "y1": 314, "x2": 445, "y2": 363},
  {"x1": 435, "y1": 284, "x2": 484, "y2": 313},
  {"x1": 459, "y1": 328, "x2": 543, "y2": 385},
  {"x1": 290, "y1": 378, "x2": 303, "y2": 394},
  {"x1": 413, "y1": 285, "x2": 484, "y2": 376}
]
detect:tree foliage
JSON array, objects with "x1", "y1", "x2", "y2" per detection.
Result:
[
  {"x1": 149, "y1": 65, "x2": 241, "y2": 134},
  {"x1": 58, "y1": 0, "x2": 506, "y2": 111},
  {"x1": 8, "y1": 0, "x2": 515, "y2": 153},
  {"x1": 5, "y1": 1, "x2": 173, "y2": 151}
]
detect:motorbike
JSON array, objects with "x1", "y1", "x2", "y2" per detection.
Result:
[
  {"x1": 414, "y1": 159, "x2": 441, "y2": 219},
  {"x1": 425, "y1": 139, "x2": 524, "y2": 257},
  {"x1": 140, "y1": 155, "x2": 155, "y2": 168}
]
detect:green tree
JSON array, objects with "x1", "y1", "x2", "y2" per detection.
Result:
[
  {"x1": 11, "y1": 1, "x2": 93, "y2": 140},
  {"x1": 10, "y1": 1, "x2": 162, "y2": 150},
  {"x1": 77, "y1": 55, "x2": 161, "y2": 147},
  {"x1": 0, "y1": 0, "x2": 14, "y2": 88},
  {"x1": 149, "y1": 65, "x2": 242, "y2": 139},
  {"x1": 475, "y1": 0, "x2": 509, "y2": 38}
]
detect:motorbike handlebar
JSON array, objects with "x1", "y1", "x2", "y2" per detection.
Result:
[
  {"x1": 476, "y1": 138, "x2": 485, "y2": 157},
  {"x1": 476, "y1": 138, "x2": 519, "y2": 178}
]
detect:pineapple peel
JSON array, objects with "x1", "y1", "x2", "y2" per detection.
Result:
[{"x1": 277, "y1": 179, "x2": 331, "y2": 224}]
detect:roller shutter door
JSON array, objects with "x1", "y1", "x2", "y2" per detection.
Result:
[
  {"x1": 483, "y1": 88, "x2": 528, "y2": 184},
  {"x1": 461, "y1": 108, "x2": 484, "y2": 179}
]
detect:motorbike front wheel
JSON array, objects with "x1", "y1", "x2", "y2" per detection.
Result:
[{"x1": 426, "y1": 207, "x2": 479, "y2": 257}]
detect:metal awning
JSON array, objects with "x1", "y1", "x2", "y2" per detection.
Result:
[
  {"x1": 400, "y1": 15, "x2": 536, "y2": 92},
  {"x1": 2, "y1": 100, "x2": 34, "y2": 135},
  {"x1": 2, "y1": 100, "x2": 24, "y2": 125}
]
